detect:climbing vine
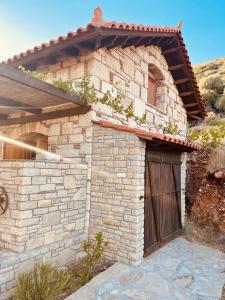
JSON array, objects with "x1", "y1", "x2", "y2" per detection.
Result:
[
  {"x1": 159, "y1": 122, "x2": 181, "y2": 135},
  {"x1": 19, "y1": 66, "x2": 147, "y2": 125}
]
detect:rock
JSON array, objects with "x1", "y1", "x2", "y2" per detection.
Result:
[{"x1": 66, "y1": 285, "x2": 96, "y2": 300}]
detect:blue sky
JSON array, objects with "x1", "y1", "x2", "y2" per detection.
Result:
[{"x1": 0, "y1": 0, "x2": 224, "y2": 64}]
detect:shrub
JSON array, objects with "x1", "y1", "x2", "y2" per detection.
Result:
[
  {"x1": 201, "y1": 89, "x2": 219, "y2": 106},
  {"x1": 75, "y1": 232, "x2": 107, "y2": 286},
  {"x1": 188, "y1": 125, "x2": 225, "y2": 149},
  {"x1": 14, "y1": 261, "x2": 73, "y2": 300},
  {"x1": 208, "y1": 118, "x2": 225, "y2": 126},
  {"x1": 215, "y1": 94, "x2": 225, "y2": 112},
  {"x1": 202, "y1": 76, "x2": 224, "y2": 94},
  {"x1": 207, "y1": 147, "x2": 225, "y2": 173}
]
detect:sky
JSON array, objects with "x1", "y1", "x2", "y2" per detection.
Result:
[{"x1": 0, "y1": 0, "x2": 224, "y2": 65}]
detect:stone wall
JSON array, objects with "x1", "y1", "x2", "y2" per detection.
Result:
[
  {"x1": 90, "y1": 125, "x2": 145, "y2": 265},
  {"x1": 0, "y1": 159, "x2": 88, "y2": 299},
  {"x1": 0, "y1": 160, "x2": 87, "y2": 252},
  {"x1": 37, "y1": 45, "x2": 187, "y2": 138},
  {"x1": 0, "y1": 113, "x2": 93, "y2": 299},
  {"x1": 0, "y1": 112, "x2": 93, "y2": 238}
]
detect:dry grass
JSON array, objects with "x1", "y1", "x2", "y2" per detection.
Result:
[
  {"x1": 207, "y1": 147, "x2": 225, "y2": 173},
  {"x1": 185, "y1": 218, "x2": 225, "y2": 253}
]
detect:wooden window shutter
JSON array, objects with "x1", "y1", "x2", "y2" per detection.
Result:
[{"x1": 148, "y1": 77, "x2": 157, "y2": 106}]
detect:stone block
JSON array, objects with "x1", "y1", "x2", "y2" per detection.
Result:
[
  {"x1": 64, "y1": 175, "x2": 76, "y2": 189},
  {"x1": 38, "y1": 200, "x2": 51, "y2": 208},
  {"x1": 43, "y1": 211, "x2": 60, "y2": 227},
  {"x1": 26, "y1": 236, "x2": 44, "y2": 250},
  {"x1": 49, "y1": 124, "x2": 61, "y2": 136}
]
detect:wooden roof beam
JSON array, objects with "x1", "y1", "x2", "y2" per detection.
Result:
[
  {"x1": 121, "y1": 36, "x2": 133, "y2": 48},
  {"x1": 174, "y1": 78, "x2": 190, "y2": 85},
  {"x1": 163, "y1": 47, "x2": 179, "y2": 55},
  {"x1": 183, "y1": 103, "x2": 198, "y2": 108},
  {"x1": 107, "y1": 35, "x2": 121, "y2": 49},
  {"x1": 180, "y1": 91, "x2": 194, "y2": 97},
  {"x1": 168, "y1": 64, "x2": 185, "y2": 71},
  {"x1": 187, "y1": 114, "x2": 202, "y2": 120},
  {"x1": 145, "y1": 36, "x2": 160, "y2": 47},
  {"x1": 135, "y1": 37, "x2": 153, "y2": 47},
  {"x1": 0, "y1": 96, "x2": 42, "y2": 114},
  {"x1": 187, "y1": 109, "x2": 201, "y2": 115}
]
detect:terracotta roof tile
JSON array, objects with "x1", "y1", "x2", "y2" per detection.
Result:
[
  {"x1": 93, "y1": 120, "x2": 201, "y2": 151},
  {"x1": 4, "y1": 7, "x2": 181, "y2": 65}
]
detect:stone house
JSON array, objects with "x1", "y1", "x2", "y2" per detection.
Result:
[{"x1": 0, "y1": 7, "x2": 205, "y2": 298}]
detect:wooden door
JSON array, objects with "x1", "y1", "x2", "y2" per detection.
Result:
[{"x1": 144, "y1": 148, "x2": 182, "y2": 256}]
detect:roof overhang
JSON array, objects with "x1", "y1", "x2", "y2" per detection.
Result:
[
  {"x1": 3, "y1": 8, "x2": 207, "y2": 120},
  {"x1": 93, "y1": 120, "x2": 201, "y2": 153},
  {"x1": 0, "y1": 64, "x2": 90, "y2": 126}
]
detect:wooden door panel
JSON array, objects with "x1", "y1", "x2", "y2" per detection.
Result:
[
  {"x1": 144, "y1": 149, "x2": 182, "y2": 256},
  {"x1": 144, "y1": 157, "x2": 159, "y2": 253}
]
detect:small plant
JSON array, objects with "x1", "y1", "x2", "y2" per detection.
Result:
[
  {"x1": 18, "y1": 65, "x2": 46, "y2": 81},
  {"x1": 159, "y1": 122, "x2": 181, "y2": 135},
  {"x1": 14, "y1": 261, "x2": 73, "y2": 300},
  {"x1": 77, "y1": 232, "x2": 107, "y2": 286}
]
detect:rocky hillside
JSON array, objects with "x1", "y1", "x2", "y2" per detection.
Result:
[
  {"x1": 187, "y1": 57, "x2": 225, "y2": 237},
  {"x1": 193, "y1": 57, "x2": 225, "y2": 113},
  {"x1": 194, "y1": 57, "x2": 225, "y2": 82}
]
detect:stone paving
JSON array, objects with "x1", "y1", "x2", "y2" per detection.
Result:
[{"x1": 66, "y1": 237, "x2": 225, "y2": 300}]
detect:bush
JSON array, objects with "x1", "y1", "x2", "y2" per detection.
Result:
[
  {"x1": 207, "y1": 147, "x2": 225, "y2": 173},
  {"x1": 75, "y1": 232, "x2": 107, "y2": 286},
  {"x1": 208, "y1": 118, "x2": 225, "y2": 126},
  {"x1": 188, "y1": 125, "x2": 225, "y2": 149},
  {"x1": 201, "y1": 89, "x2": 219, "y2": 105},
  {"x1": 202, "y1": 76, "x2": 224, "y2": 94},
  {"x1": 215, "y1": 94, "x2": 225, "y2": 112},
  {"x1": 14, "y1": 261, "x2": 73, "y2": 300}
]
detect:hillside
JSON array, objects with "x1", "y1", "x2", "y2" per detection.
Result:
[
  {"x1": 192, "y1": 57, "x2": 225, "y2": 114},
  {"x1": 194, "y1": 57, "x2": 225, "y2": 82}
]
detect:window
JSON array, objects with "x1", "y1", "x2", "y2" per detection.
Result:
[
  {"x1": 148, "y1": 76, "x2": 157, "y2": 106},
  {"x1": 147, "y1": 64, "x2": 164, "y2": 108},
  {"x1": 4, "y1": 133, "x2": 48, "y2": 160}
]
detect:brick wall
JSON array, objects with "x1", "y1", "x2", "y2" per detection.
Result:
[{"x1": 90, "y1": 125, "x2": 145, "y2": 265}]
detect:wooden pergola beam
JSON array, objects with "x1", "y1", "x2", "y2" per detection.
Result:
[
  {"x1": 0, "y1": 64, "x2": 84, "y2": 106},
  {"x1": 0, "y1": 96, "x2": 42, "y2": 114},
  {"x1": 0, "y1": 106, "x2": 91, "y2": 126}
]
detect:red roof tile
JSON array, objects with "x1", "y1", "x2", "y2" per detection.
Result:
[
  {"x1": 93, "y1": 120, "x2": 201, "y2": 151},
  {"x1": 2, "y1": 7, "x2": 183, "y2": 64}
]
